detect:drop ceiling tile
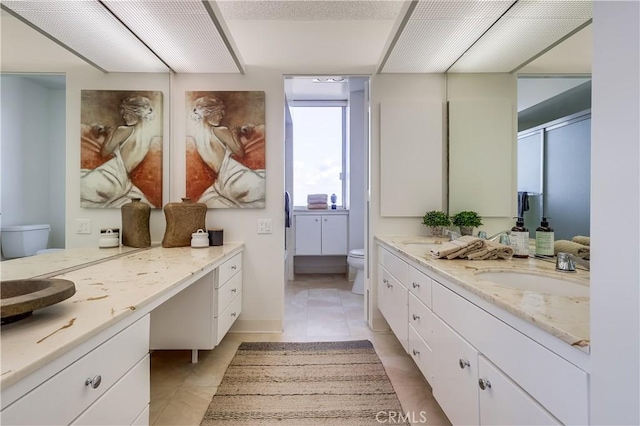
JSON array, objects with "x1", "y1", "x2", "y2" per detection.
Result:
[
  {"x1": 103, "y1": 0, "x2": 241, "y2": 73},
  {"x1": 2, "y1": 0, "x2": 168, "y2": 73}
]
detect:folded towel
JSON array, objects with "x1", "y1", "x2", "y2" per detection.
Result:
[
  {"x1": 307, "y1": 194, "x2": 328, "y2": 204},
  {"x1": 431, "y1": 236, "x2": 513, "y2": 260},
  {"x1": 466, "y1": 240, "x2": 514, "y2": 260},
  {"x1": 572, "y1": 235, "x2": 590, "y2": 246},
  {"x1": 307, "y1": 203, "x2": 328, "y2": 210},
  {"x1": 554, "y1": 240, "x2": 590, "y2": 260},
  {"x1": 431, "y1": 236, "x2": 483, "y2": 259}
]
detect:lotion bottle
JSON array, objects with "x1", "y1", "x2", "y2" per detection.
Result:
[
  {"x1": 535, "y1": 217, "x2": 554, "y2": 257},
  {"x1": 510, "y1": 217, "x2": 529, "y2": 258}
]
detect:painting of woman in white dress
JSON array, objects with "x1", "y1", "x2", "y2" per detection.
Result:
[
  {"x1": 186, "y1": 91, "x2": 265, "y2": 208},
  {"x1": 80, "y1": 90, "x2": 163, "y2": 208}
]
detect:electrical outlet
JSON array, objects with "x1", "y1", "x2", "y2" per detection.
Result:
[
  {"x1": 257, "y1": 219, "x2": 272, "y2": 234},
  {"x1": 76, "y1": 219, "x2": 91, "y2": 234}
]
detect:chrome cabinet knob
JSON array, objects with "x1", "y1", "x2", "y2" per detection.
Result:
[
  {"x1": 231, "y1": 265, "x2": 237, "y2": 270},
  {"x1": 459, "y1": 359, "x2": 470, "y2": 369},
  {"x1": 231, "y1": 288, "x2": 237, "y2": 293},
  {"x1": 383, "y1": 278, "x2": 389, "y2": 284},
  {"x1": 387, "y1": 283, "x2": 393, "y2": 288},
  {"x1": 478, "y1": 378, "x2": 492, "y2": 390},
  {"x1": 412, "y1": 314, "x2": 420, "y2": 321},
  {"x1": 412, "y1": 349, "x2": 420, "y2": 356},
  {"x1": 412, "y1": 282, "x2": 420, "y2": 288},
  {"x1": 231, "y1": 312, "x2": 237, "y2": 317},
  {"x1": 85, "y1": 375, "x2": 102, "y2": 389}
]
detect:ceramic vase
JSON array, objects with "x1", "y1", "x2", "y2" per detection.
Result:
[
  {"x1": 121, "y1": 198, "x2": 151, "y2": 248},
  {"x1": 162, "y1": 198, "x2": 207, "y2": 248}
]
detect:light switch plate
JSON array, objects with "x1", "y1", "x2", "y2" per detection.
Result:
[
  {"x1": 257, "y1": 219, "x2": 272, "y2": 234},
  {"x1": 76, "y1": 219, "x2": 91, "y2": 234}
]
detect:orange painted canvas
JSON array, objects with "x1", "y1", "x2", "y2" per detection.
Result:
[
  {"x1": 80, "y1": 90, "x2": 163, "y2": 209},
  {"x1": 186, "y1": 91, "x2": 265, "y2": 209}
]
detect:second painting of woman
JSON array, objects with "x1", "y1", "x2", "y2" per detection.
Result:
[{"x1": 186, "y1": 91, "x2": 266, "y2": 209}]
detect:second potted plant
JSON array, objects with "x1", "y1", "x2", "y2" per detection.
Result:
[
  {"x1": 451, "y1": 211, "x2": 483, "y2": 236},
  {"x1": 422, "y1": 210, "x2": 451, "y2": 237}
]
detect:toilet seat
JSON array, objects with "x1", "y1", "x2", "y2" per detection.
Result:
[{"x1": 349, "y1": 248, "x2": 364, "y2": 258}]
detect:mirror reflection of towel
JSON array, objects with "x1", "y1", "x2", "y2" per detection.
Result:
[{"x1": 517, "y1": 191, "x2": 530, "y2": 218}]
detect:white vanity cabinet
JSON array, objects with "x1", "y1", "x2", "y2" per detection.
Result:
[
  {"x1": 376, "y1": 242, "x2": 587, "y2": 426},
  {"x1": 150, "y1": 252, "x2": 243, "y2": 361},
  {"x1": 1, "y1": 315, "x2": 150, "y2": 426},
  {"x1": 295, "y1": 213, "x2": 348, "y2": 255}
]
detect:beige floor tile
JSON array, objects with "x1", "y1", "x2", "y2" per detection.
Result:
[
  {"x1": 149, "y1": 386, "x2": 178, "y2": 425},
  {"x1": 379, "y1": 355, "x2": 429, "y2": 387},
  {"x1": 182, "y1": 355, "x2": 233, "y2": 387},
  {"x1": 370, "y1": 332, "x2": 409, "y2": 357},
  {"x1": 150, "y1": 352, "x2": 195, "y2": 388},
  {"x1": 153, "y1": 386, "x2": 217, "y2": 426}
]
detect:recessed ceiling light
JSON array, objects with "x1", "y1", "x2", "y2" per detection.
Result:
[{"x1": 312, "y1": 77, "x2": 348, "y2": 83}]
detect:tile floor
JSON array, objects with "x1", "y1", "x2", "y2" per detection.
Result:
[{"x1": 150, "y1": 274, "x2": 450, "y2": 425}]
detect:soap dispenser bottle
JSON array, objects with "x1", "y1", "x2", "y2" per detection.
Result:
[
  {"x1": 510, "y1": 217, "x2": 530, "y2": 258},
  {"x1": 535, "y1": 217, "x2": 554, "y2": 257}
]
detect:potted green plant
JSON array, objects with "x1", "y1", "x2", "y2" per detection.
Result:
[
  {"x1": 451, "y1": 211, "x2": 483, "y2": 236},
  {"x1": 422, "y1": 210, "x2": 451, "y2": 237}
]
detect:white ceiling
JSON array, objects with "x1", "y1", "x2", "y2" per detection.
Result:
[{"x1": 0, "y1": 0, "x2": 593, "y2": 77}]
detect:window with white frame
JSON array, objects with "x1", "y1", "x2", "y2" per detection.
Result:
[{"x1": 290, "y1": 103, "x2": 346, "y2": 208}]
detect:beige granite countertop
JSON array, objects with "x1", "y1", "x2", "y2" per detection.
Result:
[
  {"x1": 376, "y1": 235, "x2": 590, "y2": 352},
  {"x1": 0, "y1": 243, "x2": 243, "y2": 390}
]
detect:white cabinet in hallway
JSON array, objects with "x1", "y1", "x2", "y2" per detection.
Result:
[{"x1": 295, "y1": 213, "x2": 348, "y2": 255}]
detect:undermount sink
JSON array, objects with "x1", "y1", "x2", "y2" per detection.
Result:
[
  {"x1": 475, "y1": 270, "x2": 589, "y2": 297},
  {"x1": 1, "y1": 279, "x2": 76, "y2": 324}
]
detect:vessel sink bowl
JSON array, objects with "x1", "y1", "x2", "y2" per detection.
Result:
[
  {"x1": 475, "y1": 270, "x2": 589, "y2": 297},
  {"x1": 1, "y1": 279, "x2": 76, "y2": 324}
]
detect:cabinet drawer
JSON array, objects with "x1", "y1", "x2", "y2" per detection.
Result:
[
  {"x1": 408, "y1": 266, "x2": 432, "y2": 308},
  {"x1": 215, "y1": 292, "x2": 242, "y2": 345},
  {"x1": 72, "y1": 355, "x2": 150, "y2": 426},
  {"x1": 216, "y1": 271, "x2": 242, "y2": 316},
  {"x1": 131, "y1": 405, "x2": 149, "y2": 426},
  {"x1": 2, "y1": 315, "x2": 149, "y2": 426},
  {"x1": 432, "y1": 282, "x2": 588, "y2": 425},
  {"x1": 378, "y1": 264, "x2": 408, "y2": 351},
  {"x1": 378, "y1": 246, "x2": 408, "y2": 284},
  {"x1": 409, "y1": 293, "x2": 434, "y2": 347},
  {"x1": 478, "y1": 355, "x2": 560, "y2": 425},
  {"x1": 408, "y1": 325, "x2": 433, "y2": 385},
  {"x1": 217, "y1": 253, "x2": 242, "y2": 288}
]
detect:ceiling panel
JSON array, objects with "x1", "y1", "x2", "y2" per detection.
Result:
[
  {"x1": 449, "y1": 0, "x2": 592, "y2": 73},
  {"x1": 380, "y1": 0, "x2": 516, "y2": 73},
  {"x1": 1, "y1": 0, "x2": 169, "y2": 73},
  {"x1": 103, "y1": 0, "x2": 242, "y2": 73}
]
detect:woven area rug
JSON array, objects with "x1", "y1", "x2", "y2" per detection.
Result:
[{"x1": 200, "y1": 340, "x2": 409, "y2": 425}]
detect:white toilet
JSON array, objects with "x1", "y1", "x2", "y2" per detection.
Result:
[
  {"x1": 1, "y1": 224, "x2": 51, "y2": 259},
  {"x1": 347, "y1": 248, "x2": 365, "y2": 295}
]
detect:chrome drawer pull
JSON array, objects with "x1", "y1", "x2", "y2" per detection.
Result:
[
  {"x1": 231, "y1": 288, "x2": 237, "y2": 293},
  {"x1": 383, "y1": 278, "x2": 389, "y2": 284},
  {"x1": 478, "y1": 378, "x2": 492, "y2": 390},
  {"x1": 412, "y1": 349, "x2": 420, "y2": 356},
  {"x1": 412, "y1": 282, "x2": 420, "y2": 288},
  {"x1": 387, "y1": 283, "x2": 393, "y2": 288},
  {"x1": 231, "y1": 265, "x2": 237, "y2": 270},
  {"x1": 85, "y1": 375, "x2": 102, "y2": 389},
  {"x1": 231, "y1": 312, "x2": 237, "y2": 317},
  {"x1": 459, "y1": 359, "x2": 470, "y2": 369},
  {"x1": 412, "y1": 314, "x2": 420, "y2": 321}
]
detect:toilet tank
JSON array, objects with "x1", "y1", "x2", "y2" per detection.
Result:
[{"x1": 1, "y1": 224, "x2": 51, "y2": 259}]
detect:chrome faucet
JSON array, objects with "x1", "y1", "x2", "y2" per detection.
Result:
[
  {"x1": 556, "y1": 252, "x2": 590, "y2": 272},
  {"x1": 486, "y1": 230, "x2": 511, "y2": 242},
  {"x1": 444, "y1": 230, "x2": 461, "y2": 241}
]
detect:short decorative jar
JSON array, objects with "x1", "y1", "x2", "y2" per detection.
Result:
[
  {"x1": 121, "y1": 198, "x2": 151, "y2": 248},
  {"x1": 162, "y1": 198, "x2": 207, "y2": 248}
]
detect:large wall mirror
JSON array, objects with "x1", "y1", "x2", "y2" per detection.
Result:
[{"x1": 517, "y1": 76, "x2": 591, "y2": 240}]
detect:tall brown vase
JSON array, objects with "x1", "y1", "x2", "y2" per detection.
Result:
[
  {"x1": 121, "y1": 198, "x2": 151, "y2": 248},
  {"x1": 162, "y1": 198, "x2": 207, "y2": 248}
]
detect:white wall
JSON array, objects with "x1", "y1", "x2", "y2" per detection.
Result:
[
  {"x1": 590, "y1": 2, "x2": 640, "y2": 424},
  {"x1": 369, "y1": 73, "x2": 447, "y2": 328},
  {"x1": 517, "y1": 77, "x2": 590, "y2": 112},
  {"x1": 171, "y1": 70, "x2": 285, "y2": 333},
  {"x1": 0, "y1": 75, "x2": 65, "y2": 248}
]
